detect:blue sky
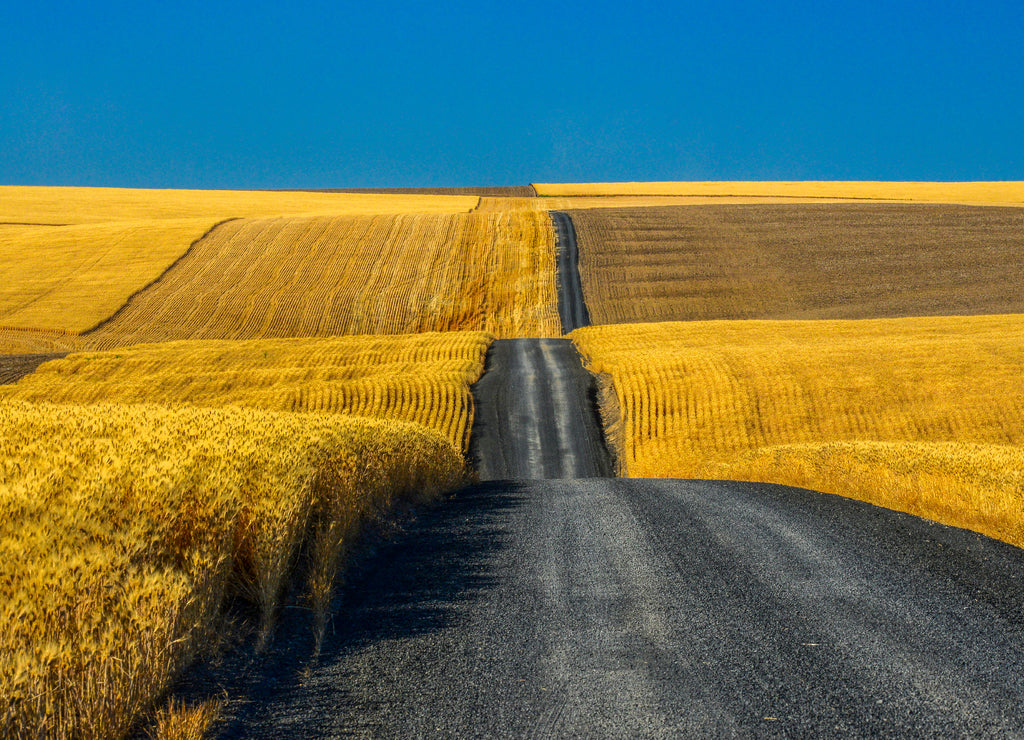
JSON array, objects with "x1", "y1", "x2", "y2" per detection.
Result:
[{"x1": 2, "y1": 0, "x2": 1022, "y2": 188}]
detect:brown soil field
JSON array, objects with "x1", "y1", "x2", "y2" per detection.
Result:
[
  {"x1": 0, "y1": 353, "x2": 67, "y2": 385},
  {"x1": 568, "y1": 204, "x2": 1024, "y2": 324},
  {"x1": 83, "y1": 211, "x2": 558, "y2": 349}
]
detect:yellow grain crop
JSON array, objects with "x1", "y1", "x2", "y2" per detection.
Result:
[
  {"x1": 0, "y1": 187, "x2": 477, "y2": 348},
  {"x1": 572, "y1": 315, "x2": 1024, "y2": 547},
  {"x1": 0, "y1": 400, "x2": 465, "y2": 740},
  {"x1": 533, "y1": 181, "x2": 1024, "y2": 205},
  {"x1": 1, "y1": 332, "x2": 492, "y2": 452},
  {"x1": 0, "y1": 185, "x2": 477, "y2": 225},
  {"x1": 82, "y1": 211, "x2": 560, "y2": 347}
]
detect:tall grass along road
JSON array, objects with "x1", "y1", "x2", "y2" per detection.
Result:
[
  {"x1": 217, "y1": 478, "x2": 1024, "y2": 738},
  {"x1": 550, "y1": 212, "x2": 591, "y2": 333},
  {"x1": 469, "y1": 339, "x2": 612, "y2": 479}
]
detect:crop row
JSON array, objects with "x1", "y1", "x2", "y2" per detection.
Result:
[
  {"x1": 1, "y1": 332, "x2": 492, "y2": 452},
  {"x1": 82, "y1": 211, "x2": 560, "y2": 347},
  {"x1": 572, "y1": 315, "x2": 1024, "y2": 547}
]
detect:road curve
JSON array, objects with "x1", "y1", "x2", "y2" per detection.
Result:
[
  {"x1": 218, "y1": 479, "x2": 1024, "y2": 738},
  {"x1": 551, "y1": 211, "x2": 590, "y2": 333},
  {"x1": 468, "y1": 338, "x2": 612, "y2": 480}
]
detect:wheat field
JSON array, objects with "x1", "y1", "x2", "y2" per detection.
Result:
[
  {"x1": 534, "y1": 180, "x2": 1024, "y2": 204},
  {"x1": 1, "y1": 332, "x2": 492, "y2": 452},
  {"x1": 0, "y1": 187, "x2": 477, "y2": 351},
  {"x1": 81, "y1": 211, "x2": 560, "y2": 347},
  {"x1": 0, "y1": 185, "x2": 477, "y2": 225},
  {"x1": 0, "y1": 400, "x2": 464, "y2": 739},
  {"x1": 572, "y1": 315, "x2": 1024, "y2": 547}
]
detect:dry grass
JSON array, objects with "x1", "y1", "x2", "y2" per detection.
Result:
[
  {"x1": 572, "y1": 315, "x2": 1024, "y2": 547},
  {"x1": 0, "y1": 332, "x2": 492, "y2": 452},
  {"x1": 566, "y1": 204, "x2": 1024, "y2": 324},
  {"x1": 147, "y1": 696, "x2": 224, "y2": 740},
  {"x1": 534, "y1": 180, "x2": 1024, "y2": 204},
  {"x1": 0, "y1": 187, "x2": 477, "y2": 348},
  {"x1": 81, "y1": 211, "x2": 559, "y2": 347},
  {"x1": 0, "y1": 400, "x2": 465, "y2": 739}
]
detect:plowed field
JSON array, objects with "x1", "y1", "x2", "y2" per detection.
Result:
[
  {"x1": 535, "y1": 180, "x2": 1024, "y2": 204},
  {"x1": 568, "y1": 204, "x2": 1024, "y2": 324}
]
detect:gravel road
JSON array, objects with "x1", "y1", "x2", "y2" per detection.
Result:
[
  {"x1": 468, "y1": 338, "x2": 612, "y2": 480},
  {"x1": 219, "y1": 478, "x2": 1024, "y2": 738},
  {"x1": 551, "y1": 211, "x2": 590, "y2": 333}
]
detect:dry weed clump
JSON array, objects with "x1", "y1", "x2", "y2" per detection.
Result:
[
  {"x1": 0, "y1": 401, "x2": 465, "y2": 739},
  {"x1": 572, "y1": 315, "x2": 1024, "y2": 546},
  {"x1": 0, "y1": 332, "x2": 492, "y2": 452}
]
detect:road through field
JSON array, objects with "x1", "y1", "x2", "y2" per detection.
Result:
[
  {"x1": 551, "y1": 211, "x2": 591, "y2": 333},
  {"x1": 469, "y1": 338, "x2": 612, "y2": 480},
  {"x1": 220, "y1": 478, "x2": 1024, "y2": 737}
]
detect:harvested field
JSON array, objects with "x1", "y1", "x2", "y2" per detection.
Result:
[
  {"x1": 571, "y1": 315, "x2": 1024, "y2": 548},
  {"x1": 0, "y1": 400, "x2": 464, "y2": 739},
  {"x1": 0, "y1": 187, "x2": 477, "y2": 344},
  {"x1": 0, "y1": 328, "x2": 82, "y2": 355},
  {"x1": 0, "y1": 353, "x2": 67, "y2": 385},
  {"x1": 535, "y1": 180, "x2": 1024, "y2": 204},
  {"x1": 1, "y1": 332, "x2": 492, "y2": 452},
  {"x1": 84, "y1": 211, "x2": 560, "y2": 347},
  {"x1": 568, "y1": 204, "x2": 1024, "y2": 324},
  {"x1": 0, "y1": 219, "x2": 226, "y2": 333},
  {"x1": 304, "y1": 186, "x2": 537, "y2": 197}
]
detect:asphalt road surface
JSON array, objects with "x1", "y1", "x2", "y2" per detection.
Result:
[
  {"x1": 220, "y1": 478, "x2": 1024, "y2": 738},
  {"x1": 468, "y1": 338, "x2": 613, "y2": 480},
  {"x1": 551, "y1": 212, "x2": 590, "y2": 333}
]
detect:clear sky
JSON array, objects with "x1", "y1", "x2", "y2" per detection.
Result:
[{"x1": 2, "y1": 0, "x2": 1022, "y2": 188}]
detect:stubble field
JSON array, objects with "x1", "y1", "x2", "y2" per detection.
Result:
[{"x1": 85, "y1": 210, "x2": 560, "y2": 348}]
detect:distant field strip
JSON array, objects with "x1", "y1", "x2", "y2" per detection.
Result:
[
  {"x1": 0, "y1": 186, "x2": 478, "y2": 225},
  {"x1": 572, "y1": 316, "x2": 1024, "y2": 547},
  {"x1": 0, "y1": 187, "x2": 477, "y2": 351},
  {"x1": 0, "y1": 401, "x2": 464, "y2": 739},
  {"x1": 535, "y1": 181, "x2": 1024, "y2": 204},
  {"x1": 84, "y1": 211, "x2": 560, "y2": 346},
  {"x1": 568, "y1": 204, "x2": 1024, "y2": 324},
  {"x1": 1, "y1": 332, "x2": 491, "y2": 452}
]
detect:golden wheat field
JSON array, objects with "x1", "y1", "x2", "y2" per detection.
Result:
[
  {"x1": 80, "y1": 211, "x2": 559, "y2": 347},
  {"x1": 572, "y1": 315, "x2": 1024, "y2": 547},
  {"x1": 1, "y1": 332, "x2": 492, "y2": 452},
  {"x1": 0, "y1": 187, "x2": 478, "y2": 351},
  {"x1": 0, "y1": 400, "x2": 465, "y2": 740},
  {"x1": 534, "y1": 180, "x2": 1024, "y2": 204},
  {"x1": 0, "y1": 185, "x2": 477, "y2": 225}
]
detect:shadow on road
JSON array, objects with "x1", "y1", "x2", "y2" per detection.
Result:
[{"x1": 196, "y1": 481, "x2": 526, "y2": 736}]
